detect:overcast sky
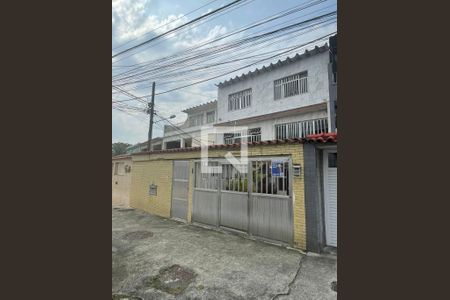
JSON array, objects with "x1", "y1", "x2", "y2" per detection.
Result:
[{"x1": 112, "y1": 0, "x2": 336, "y2": 145}]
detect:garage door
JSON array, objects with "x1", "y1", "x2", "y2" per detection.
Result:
[
  {"x1": 324, "y1": 151, "x2": 337, "y2": 247},
  {"x1": 192, "y1": 158, "x2": 293, "y2": 244}
]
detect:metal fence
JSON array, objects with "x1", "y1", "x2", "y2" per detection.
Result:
[{"x1": 275, "y1": 118, "x2": 328, "y2": 139}]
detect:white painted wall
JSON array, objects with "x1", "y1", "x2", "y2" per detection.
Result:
[
  {"x1": 213, "y1": 109, "x2": 327, "y2": 143},
  {"x1": 162, "y1": 104, "x2": 217, "y2": 148},
  {"x1": 217, "y1": 51, "x2": 330, "y2": 124}
]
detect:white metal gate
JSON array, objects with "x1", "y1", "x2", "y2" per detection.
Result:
[
  {"x1": 171, "y1": 161, "x2": 190, "y2": 221},
  {"x1": 220, "y1": 163, "x2": 249, "y2": 231},
  {"x1": 192, "y1": 161, "x2": 220, "y2": 226},
  {"x1": 192, "y1": 158, "x2": 293, "y2": 244},
  {"x1": 323, "y1": 151, "x2": 337, "y2": 247}
]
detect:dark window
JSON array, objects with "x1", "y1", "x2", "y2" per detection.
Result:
[
  {"x1": 165, "y1": 140, "x2": 181, "y2": 149},
  {"x1": 328, "y1": 153, "x2": 337, "y2": 168}
]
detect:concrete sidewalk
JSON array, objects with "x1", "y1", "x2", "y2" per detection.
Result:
[{"x1": 112, "y1": 207, "x2": 336, "y2": 299}]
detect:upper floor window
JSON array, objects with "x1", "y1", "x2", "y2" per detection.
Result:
[
  {"x1": 206, "y1": 111, "x2": 215, "y2": 123},
  {"x1": 274, "y1": 72, "x2": 308, "y2": 100},
  {"x1": 247, "y1": 127, "x2": 261, "y2": 142},
  {"x1": 228, "y1": 88, "x2": 252, "y2": 111},
  {"x1": 224, "y1": 132, "x2": 241, "y2": 145},
  {"x1": 224, "y1": 127, "x2": 261, "y2": 144},
  {"x1": 189, "y1": 114, "x2": 203, "y2": 127}
]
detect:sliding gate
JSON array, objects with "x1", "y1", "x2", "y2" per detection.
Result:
[{"x1": 192, "y1": 157, "x2": 293, "y2": 244}]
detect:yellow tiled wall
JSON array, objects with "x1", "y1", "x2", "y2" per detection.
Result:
[
  {"x1": 129, "y1": 143, "x2": 306, "y2": 250},
  {"x1": 130, "y1": 160, "x2": 173, "y2": 218}
]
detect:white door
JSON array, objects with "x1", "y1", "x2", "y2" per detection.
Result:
[{"x1": 323, "y1": 150, "x2": 337, "y2": 247}]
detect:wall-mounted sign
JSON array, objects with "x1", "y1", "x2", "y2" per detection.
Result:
[
  {"x1": 149, "y1": 184, "x2": 157, "y2": 196},
  {"x1": 293, "y1": 165, "x2": 301, "y2": 177},
  {"x1": 271, "y1": 160, "x2": 284, "y2": 177}
]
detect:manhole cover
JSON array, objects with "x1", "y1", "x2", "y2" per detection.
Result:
[
  {"x1": 331, "y1": 280, "x2": 337, "y2": 292},
  {"x1": 144, "y1": 264, "x2": 197, "y2": 295},
  {"x1": 112, "y1": 294, "x2": 142, "y2": 300},
  {"x1": 123, "y1": 231, "x2": 153, "y2": 241}
]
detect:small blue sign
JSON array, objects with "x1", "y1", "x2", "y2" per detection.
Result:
[{"x1": 271, "y1": 160, "x2": 284, "y2": 177}]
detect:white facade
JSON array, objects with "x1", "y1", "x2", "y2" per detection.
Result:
[
  {"x1": 215, "y1": 45, "x2": 332, "y2": 144},
  {"x1": 162, "y1": 44, "x2": 335, "y2": 148},
  {"x1": 162, "y1": 101, "x2": 217, "y2": 149},
  {"x1": 126, "y1": 138, "x2": 163, "y2": 153}
]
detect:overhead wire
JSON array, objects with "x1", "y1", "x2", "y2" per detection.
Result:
[
  {"x1": 112, "y1": 0, "x2": 246, "y2": 59},
  {"x1": 112, "y1": 0, "x2": 222, "y2": 52}
]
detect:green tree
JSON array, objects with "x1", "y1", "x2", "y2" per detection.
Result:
[{"x1": 112, "y1": 142, "x2": 131, "y2": 156}]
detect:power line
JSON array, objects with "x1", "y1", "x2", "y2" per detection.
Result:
[
  {"x1": 111, "y1": 0, "x2": 256, "y2": 65},
  {"x1": 112, "y1": 0, "x2": 245, "y2": 58},
  {"x1": 113, "y1": 86, "x2": 208, "y2": 145},
  {"x1": 112, "y1": 0, "x2": 222, "y2": 52},
  {"x1": 111, "y1": 10, "x2": 336, "y2": 87},
  {"x1": 155, "y1": 32, "x2": 335, "y2": 95},
  {"x1": 112, "y1": 17, "x2": 335, "y2": 88},
  {"x1": 112, "y1": 86, "x2": 148, "y2": 105},
  {"x1": 154, "y1": 113, "x2": 206, "y2": 145},
  {"x1": 112, "y1": 0, "x2": 329, "y2": 75}
]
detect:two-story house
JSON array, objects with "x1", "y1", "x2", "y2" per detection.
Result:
[
  {"x1": 162, "y1": 100, "x2": 217, "y2": 149},
  {"x1": 214, "y1": 41, "x2": 336, "y2": 144},
  {"x1": 126, "y1": 137, "x2": 163, "y2": 153},
  {"x1": 161, "y1": 36, "x2": 337, "y2": 148}
]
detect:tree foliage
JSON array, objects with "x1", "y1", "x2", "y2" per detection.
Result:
[{"x1": 112, "y1": 142, "x2": 131, "y2": 156}]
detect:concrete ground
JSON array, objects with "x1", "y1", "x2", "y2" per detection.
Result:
[{"x1": 112, "y1": 207, "x2": 337, "y2": 300}]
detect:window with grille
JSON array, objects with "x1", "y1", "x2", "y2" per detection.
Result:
[
  {"x1": 275, "y1": 118, "x2": 328, "y2": 139},
  {"x1": 223, "y1": 128, "x2": 260, "y2": 144},
  {"x1": 247, "y1": 127, "x2": 261, "y2": 142},
  {"x1": 224, "y1": 132, "x2": 241, "y2": 145},
  {"x1": 228, "y1": 88, "x2": 252, "y2": 111},
  {"x1": 252, "y1": 160, "x2": 289, "y2": 195},
  {"x1": 206, "y1": 111, "x2": 215, "y2": 123},
  {"x1": 274, "y1": 72, "x2": 308, "y2": 100},
  {"x1": 189, "y1": 114, "x2": 203, "y2": 127}
]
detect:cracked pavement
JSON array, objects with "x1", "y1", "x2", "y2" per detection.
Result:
[{"x1": 112, "y1": 207, "x2": 337, "y2": 299}]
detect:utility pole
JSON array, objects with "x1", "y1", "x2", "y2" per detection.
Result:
[{"x1": 147, "y1": 81, "x2": 155, "y2": 152}]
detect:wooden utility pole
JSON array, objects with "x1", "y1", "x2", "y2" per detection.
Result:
[{"x1": 147, "y1": 82, "x2": 155, "y2": 152}]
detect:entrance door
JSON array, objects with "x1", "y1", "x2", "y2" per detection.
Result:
[
  {"x1": 323, "y1": 150, "x2": 337, "y2": 247},
  {"x1": 220, "y1": 163, "x2": 249, "y2": 231},
  {"x1": 249, "y1": 160, "x2": 293, "y2": 244},
  {"x1": 171, "y1": 161, "x2": 190, "y2": 221},
  {"x1": 192, "y1": 161, "x2": 220, "y2": 226}
]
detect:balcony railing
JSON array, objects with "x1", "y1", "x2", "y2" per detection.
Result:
[{"x1": 275, "y1": 118, "x2": 328, "y2": 139}]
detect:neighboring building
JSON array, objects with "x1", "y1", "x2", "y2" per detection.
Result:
[
  {"x1": 126, "y1": 137, "x2": 163, "y2": 154},
  {"x1": 112, "y1": 154, "x2": 132, "y2": 207},
  {"x1": 214, "y1": 41, "x2": 336, "y2": 144},
  {"x1": 328, "y1": 34, "x2": 337, "y2": 132},
  {"x1": 162, "y1": 100, "x2": 217, "y2": 149}
]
